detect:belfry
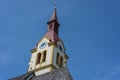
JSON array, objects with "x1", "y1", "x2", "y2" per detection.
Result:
[
  {"x1": 28, "y1": 7, "x2": 69, "y2": 75},
  {"x1": 9, "y1": 7, "x2": 73, "y2": 80}
]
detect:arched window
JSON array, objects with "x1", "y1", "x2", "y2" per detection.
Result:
[
  {"x1": 60, "y1": 57, "x2": 63, "y2": 68},
  {"x1": 42, "y1": 51, "x2": 47, "y2": 62},
  {"x1": 36, "y1": 53, "x2": 41, "y2": 65},
  {"x1": 56, "y1": 53, "x2": 60, "y2": 66}
]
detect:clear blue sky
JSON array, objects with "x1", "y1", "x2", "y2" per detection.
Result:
[{"x1": 0, "y1": 0, "x2": 120, "y2": 80}]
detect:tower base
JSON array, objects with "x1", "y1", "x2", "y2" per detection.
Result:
[{"x1": 9, "y1": 68, "x2": 73, "y2": 80}]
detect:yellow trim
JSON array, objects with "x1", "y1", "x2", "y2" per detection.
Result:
[
  {"x1": 31, "y1": 48, "x2": 37, "y2": 53},
  {"x1": 36, "y1": 36, "x2": 49, "y2": 46},
  {"x1": 48, "y1": 39, "x2": 66, "y2": 51},
  {"x1": 50, "y1": 45, "x2": 54, "y2": 64},
  {"x1": 30, "y1": 38, "x2": 66, "y2": 54},
  {"x1": 33, "y1": 64, "x2": 56, "y2": 72},
  {"x1": 48, "y1": 42, "x2": 57, "y2": 46}
]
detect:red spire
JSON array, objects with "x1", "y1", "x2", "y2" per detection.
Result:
[
  {"x1": 49, "y1": 7, "x2": 58, "y2": 22},
  {"x1": 45, "y1": 7, "x2": 60, "y2": 43}
]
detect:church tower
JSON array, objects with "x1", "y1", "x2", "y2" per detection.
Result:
[
  {"x1": 9, "y1": 7, "x2": 73, "y2": 80},
  {"x1": 28, "y1": 7, "x2": 69, "y2": 76}
]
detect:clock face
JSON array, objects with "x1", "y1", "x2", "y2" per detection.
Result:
[{"x1": 39, "y1": 41, "x2": 47, "y2": 49}]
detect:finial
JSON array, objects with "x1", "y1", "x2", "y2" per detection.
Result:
[
  {"x1": 54, "y1": 4, "x2": 56, "y2": 9},
  {"x1": 47, "y1": 2, "x2": 58, "y2": 23},
  {"x1": 54, "y1": 0, "x2": 56, "y2": 9}
]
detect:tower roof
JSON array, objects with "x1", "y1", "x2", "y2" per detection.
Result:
[
  {"x1": 45, "y1": 7, "x2": 60, "y2": 43},
  {"x1": 49, "y1": 7, "x2": 58, "y2": 22},
  {"x1": 45, "y1": 30, "x2": 59, "y2": 42}
]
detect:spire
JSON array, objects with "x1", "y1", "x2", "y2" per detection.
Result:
[
  {"x1": 45, "y1": 7, "x2": 60, "y2": 43},
  {"x1": 47, "y1": 6, "x2": 59, "y2": 26},
  {"x1": 49, "y1": 6, "x2": 58, "y2": 22}
]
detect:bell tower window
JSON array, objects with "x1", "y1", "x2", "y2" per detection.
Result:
[
  {"x1": 42, "y1": 51, "x2": 47, "y2": 63},
  {"x1": 60, "y1": 56, "x2": 63, "y2": 68},
  {"x1": 56, "y1": 53, "x2": 60, "y2": 66},
  {"x1": 36, "y1": 53, "x2": 41, "y2": 65}
]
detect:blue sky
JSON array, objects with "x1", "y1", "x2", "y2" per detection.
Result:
[{"x1": 0, "y1": 0, "x2": 120, "y2": 80}]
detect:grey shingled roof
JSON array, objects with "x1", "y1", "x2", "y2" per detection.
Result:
[
  {"x1": 32, "y1": 68, "x2": 73, "y2": 80},
  {"x1": 9, "y1": 71, "x2": 35, "y2": 80},
  {"x1": 9, "y1": 68, "x2": 73, "y2": 80}
]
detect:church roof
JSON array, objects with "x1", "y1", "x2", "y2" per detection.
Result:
[
  {"x1": 9, "y1": 68, "x2": 73, "y2": 80},
  {"x1": 9, "y1": 71, "x2": 35, "y2": 80}
]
